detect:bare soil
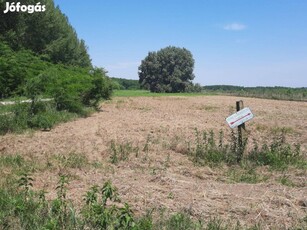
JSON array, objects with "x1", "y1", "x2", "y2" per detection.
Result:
[{"x1": 1, "y1": 95, "x2": 306, "y2": 229}]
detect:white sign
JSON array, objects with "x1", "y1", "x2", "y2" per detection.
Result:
[{"x1": 226, "y1": 107, "x2": 254, "y2": 129}]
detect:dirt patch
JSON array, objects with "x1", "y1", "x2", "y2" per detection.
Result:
[{"x1": 1, "y1": 95, "x2": 306, "y2": 228}]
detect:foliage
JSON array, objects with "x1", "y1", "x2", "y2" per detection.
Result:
[
  {"x1": 187, "y1": 129, "x2": 306, "y2": 171},
  {"x1": 0, "y1": 101, "x2": 76, "y2": 134},
  {"x1": 83, "y1": 68, "x2": 113, "y2": 109},
  {"x1": 188, "y1": 129, "x2": 243, "y2": 166},
  {"x1": 0, "y1": 42, "x2": 48, "y2": 98},
  {"x1": 82, "y1": 181, "x2": 136, "y2": 229},
  {"x1": 0, "y1": 177, "x2": 234, "y2": 230},
  {"x1": 18, "y1": 173, "x2": 34, "y2": 198},
  {"x1": 111, "y1": 77, "x2": 141, "y2": 90},
  {"x1": 185, "y1": 83, "x2": 203, "y2": 93},
  {"x1": 248, "y1": 130, "x2": 306, "y2": 170},
  {"x1": 0, "y1": 0, "x2": 113, "y2": 135},
  {"x1": 138, "y1": 46, "x2": 195, "y2": 93},
  {"x1": 226, "y1": 165, "x2": 269, "y2": 184},
  {"x1": 0, "y1": 64, "x2": 113, "y2": 134},
  {"x1": 0, "y1": 0, "x2": 91, "y2": 68}
]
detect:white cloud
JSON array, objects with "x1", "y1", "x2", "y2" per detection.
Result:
[{"x1": 223, "y1": 23, "x2": 247, "y2": 31}]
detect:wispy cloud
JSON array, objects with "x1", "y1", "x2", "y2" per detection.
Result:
[{"x1": 223, "y1": 23, "x2": 247, "y2": 31}]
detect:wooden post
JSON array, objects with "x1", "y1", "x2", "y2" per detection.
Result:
[{"x1": 236, "y1": 100, "x2": 244, "y2": 162}]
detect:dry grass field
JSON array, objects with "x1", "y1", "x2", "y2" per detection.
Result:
[{"x1": 1, "y1": 95, "x2": 306, "y2": 229}]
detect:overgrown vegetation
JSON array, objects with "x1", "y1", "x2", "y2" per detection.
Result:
[
  {"x1": 111, "y1": 78, "x2": 141, "y2": 90},
  {"x1": 0, "y1": 43, "x2": 113, "y2": 134},
  {"x1": 0, "y1": 172, "x2": 266, "y2": 230},
  {"x1": 0, "y1": 0, "x2": 113, "y2": 135},
  {"x1": 187, "y1": 128, "x2": 306, "y2": 171},
  {"x1": 188, "y1": 129, "x2": 246, "y2": 167}
]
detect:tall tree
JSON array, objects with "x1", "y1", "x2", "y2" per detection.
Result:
[
  {"x1": 0, "y1": 0, "x2": 92, "y2": 68},
  {"x1": 138, "y1": 46, "x2": 195, "y2": 93}
]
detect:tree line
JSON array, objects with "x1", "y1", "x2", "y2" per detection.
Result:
[{"x1": 204, "y1": 85, "x2": 307, "y2": 101}]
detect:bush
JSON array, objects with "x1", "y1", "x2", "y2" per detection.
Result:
[
  {"x1": 83, "y1": 68, "x2": 113, "y2": 109},
  {"x1": 0, "y1": 101, "x2": 79, "y2": 134},
  {"x1": 0, "y1": 65, "x2": 114, "y2": 135}
]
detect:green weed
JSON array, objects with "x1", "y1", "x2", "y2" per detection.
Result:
[
  {"x1": 226, "y1": 166, "x2": 269, "y2": 184},
  {"x1": 188, "y1": 129, "x2": 239, "y2": 166},
  {"x1": 54, "y1": 152, "x2": 89, "y2": 169},
  {"x1": 154, "y1": 211, "x2": 203, "y2": 230},
  {"x1": 18, "y1": 173, "x2": 34, "y2": 198},
  {"x1": 0, "y1": 154, "x2": 25, "y2": 168},
  {"x1": 188, "y1": 129, "x2": 305, "y2": 171},
  {"x1": 278, "y1": 175, "x2": 296, "y2": 187},
  {"x1": 110, "y1": 140, "x2": 139, "y2": 164},
  {"x1": 248, "y1": 131, "x2": 305, "y2": 170}
]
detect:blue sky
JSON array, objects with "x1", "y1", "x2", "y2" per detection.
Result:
[{"x1": 53, "y1": 0, "x2": 307, "y2": 87}]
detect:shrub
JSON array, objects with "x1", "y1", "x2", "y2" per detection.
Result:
[
  {"x1": 0, "y1": 65, "x2": 113, "y2": 135},
  {"x1": 83, "y1": 68, "x2": 113, "y2": 109}
]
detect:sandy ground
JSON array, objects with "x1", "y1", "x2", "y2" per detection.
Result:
[{"x1": 0, "y1": 95, "x2": 306, "y2": 229}]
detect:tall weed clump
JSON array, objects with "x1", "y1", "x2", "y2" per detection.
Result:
[
  {"x1": 189, "y1": 129, "x2": 247, "y2": 166},
  {"x1": 188, "y1": 129, "x2": 305, "y2": 170},
  {"x1": 109, "y1": 141, "x2": 140, "y2": 164},
  {"x1": 0, "y1": 175, "x2": 137, "y2": 229},
  {"x1": 248, "y1": 129, "x2": 305, "y2": 170},
  {"x1": 190, "y1": 129, "x2": 226, "y2": 166}
]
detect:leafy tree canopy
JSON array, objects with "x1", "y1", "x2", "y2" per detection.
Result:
[
  {"x1": 0, "y1": 0, "x2": 91, "y2": 68},
  {"x1": 138, "y1": 46, "x2": 195, "y2": 93}
]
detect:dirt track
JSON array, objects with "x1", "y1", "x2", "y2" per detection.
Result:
[{"x1": 0, "y1": 96, "x2": 306, "y2": 228}]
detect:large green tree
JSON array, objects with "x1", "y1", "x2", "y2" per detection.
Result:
[
  {"x1": 0, "y1": 0, "x2": 95, "y2": 98},
  {"x1": 0, "y1": 0, "x2": 91, "y2": 68},
  {"x1": 138, "y1": 46, "x2": 195, "y2": 93}
]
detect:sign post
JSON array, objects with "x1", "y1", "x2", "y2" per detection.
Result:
[
  {"x1": 226, "y1": 100, "x2": 254, "y2": 162},
  {"x1": 226, "y1": 106, "x2": 253, "y2": 129},
  {"x1": 236, "y1": 101, "x2": 244, "y2": 162}
]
